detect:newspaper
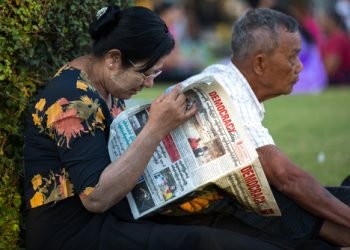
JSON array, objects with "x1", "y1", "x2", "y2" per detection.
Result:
[{"x1": 108, "y1": 75, "x2": 281, "y2": 219}]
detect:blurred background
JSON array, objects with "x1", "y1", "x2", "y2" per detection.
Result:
[
  {"x1": 131, "y1": 0, "x2": 350, "y2": 186},
  {"x1": 134, "y1": 0, "x2": 350, "y2": 89}
]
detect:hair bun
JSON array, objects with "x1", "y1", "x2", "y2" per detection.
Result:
[
  {"x1": 96, "y1": 6, "x2": 108, "y2": 20},
  {"x1": 89, "y1": 5, "x2": 122, "y2": 41}
]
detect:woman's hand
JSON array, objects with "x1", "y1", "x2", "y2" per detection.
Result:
[
  {"x1": 146, "y1": 84, "x2": 197, "y2": 139},
  {"x1": 81, "y1": 85, "x2": 196, "y2": 213}
]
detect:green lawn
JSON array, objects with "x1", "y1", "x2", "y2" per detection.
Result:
[
  {"x1": 132, "y1": 85, "x2": 350, "y2": 186},
  {"x1": 264, "y1": 87, "x2": 350, "y2": 186}
]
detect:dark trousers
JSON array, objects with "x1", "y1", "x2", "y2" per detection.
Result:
[{"x1": 151, "y1": 186, "x2": 350, "y2": 250}]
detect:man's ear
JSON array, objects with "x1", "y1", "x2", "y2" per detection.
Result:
[
  {"x1": 105, "y1": 49, "x2": 122, "y2": 69},
  {"x1": 252, "y1": 52, "x2": 266, "y2": 75}
]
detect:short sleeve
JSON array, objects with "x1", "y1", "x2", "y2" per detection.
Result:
[
  {"x1": 232, "y1": 94, "x2": 275, "y2": 148},
  {"x1": 243, "y1": 120, "x2": 275, "y2": 148},
  {"x1": 32, "y1": 68, "x2": 112, "y2": 197}
]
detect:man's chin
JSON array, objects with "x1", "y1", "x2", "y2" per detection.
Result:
[
  {"x1": 286, "y1": 88, "x2": 293, "y2": 94},
  {"x1": 286, "y1": 83, "x2": 296, "y2": 94}
]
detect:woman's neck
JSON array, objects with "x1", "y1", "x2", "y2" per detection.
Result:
[{"x1": 69, "y1": 55, "x2": 109, "y2": 102}]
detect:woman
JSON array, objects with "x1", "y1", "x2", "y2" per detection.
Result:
[
  {"x1": 24, "y1": 5, "x2": 285, "y2": 250},
  {"x1": 317, "y1": 8, "x2": 350, "y2": 85}
]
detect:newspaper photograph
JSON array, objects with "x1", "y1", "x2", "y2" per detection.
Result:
[{"x1": 108, "y1": 75, "x2": 281, "y2": 219}]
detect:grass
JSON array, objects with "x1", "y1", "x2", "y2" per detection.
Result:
[
  {"x1": 263, "y1": 87, "x2": 350, "y2": 186},
  {"x1": 131, "y1": 84, "x2": 350, "y2": 186}
]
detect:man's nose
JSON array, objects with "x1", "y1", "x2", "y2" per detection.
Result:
[{"x1": 296, "y1": 57, "x2": 303, "y2": 74}]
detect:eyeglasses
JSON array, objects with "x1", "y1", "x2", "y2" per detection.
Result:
[{"x1": 128, "y1": 59, "x2": 162, "y2": 83}]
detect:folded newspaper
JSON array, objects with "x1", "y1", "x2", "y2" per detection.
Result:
[{"x1": 108, "y1": 75, "x2": 281, "y2": 219}]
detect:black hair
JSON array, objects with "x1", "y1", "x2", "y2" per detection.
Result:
[
  {"x1": 245, "y1": 0, "x2": 260, "y2": 8},
  {"x1": 327, "y1": 8, "x2": 347, "y2": 31},
  {"x1": 89, "y1": 5, "x2": 175, "y2": 72},
  {"x1": 231, "y1": 8, "x2": 299, "y2": 60}
]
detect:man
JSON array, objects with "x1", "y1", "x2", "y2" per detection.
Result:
[{"x1": 180, "y1": 8, "x2": 350, "y2": 248}]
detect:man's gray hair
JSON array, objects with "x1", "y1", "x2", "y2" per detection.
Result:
[{"x1": 231, "y1": 8, "x2": 299, "y2": 60}]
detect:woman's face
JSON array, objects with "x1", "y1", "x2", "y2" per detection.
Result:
[{"x1": 107, "y1": 56, "x2": 167, "y2": 99}]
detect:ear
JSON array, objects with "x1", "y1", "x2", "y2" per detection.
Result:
[
  {"x1": 252, "y1": 52, "x2": 266, "y2": 75},
  {"x1": 104, "y1": 49, "x2": 122, "y2": 70}
]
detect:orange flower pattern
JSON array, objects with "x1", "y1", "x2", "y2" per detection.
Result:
[
  {"x1": 34, "y1": 93, "x2": 104, "y2": 148},
  {"x1": 26, "y1": 67, "x2": 125, "y2": 208},
  {"x1": 29, "y1": 169, "x2": 74, "y2": 208}
]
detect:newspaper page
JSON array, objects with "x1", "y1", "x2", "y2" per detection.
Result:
[{"x1": 108, "y1": 75, "x2": 280, "y2": 219}]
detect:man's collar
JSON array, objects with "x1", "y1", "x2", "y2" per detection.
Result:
[{"x1": 227, "y1": 62, "x2": 265, "y2": 114}]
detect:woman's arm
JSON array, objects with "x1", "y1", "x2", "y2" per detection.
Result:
[{"x1": 81, "y1": 85, "x2": 196, "y2": 212}]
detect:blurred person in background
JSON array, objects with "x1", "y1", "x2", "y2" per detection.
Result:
[
  {"x1": 155, "y1": 1, "x2": 202, "y2": 82},
  {"x1": 335, "y1": 0, "x2": 350, "y2": 33},
  {"x1": 245, "y1": 0, "x2": 277, "y2": 8},
  {"x1": 287, "y1": 0, "x2": 323, "y2": 46},
  {"x1": 278, "y1": 0, "x2": 328, "y2": 94},
  {"x1": 317, "y1": 7, "x2": 350, "y2": 85}
]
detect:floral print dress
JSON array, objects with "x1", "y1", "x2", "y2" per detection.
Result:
[
  {"x1": 24, "y1": 66, "x2": 124, "y2": 209},
  {"x1": 24, "y1": 65, "x2": 126, "y2": 249}
]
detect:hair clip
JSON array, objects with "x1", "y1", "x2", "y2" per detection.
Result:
[{"x1": 96, "y1": 6, "x2": 108, "y2": 20}]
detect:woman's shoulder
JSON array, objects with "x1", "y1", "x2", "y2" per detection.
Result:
[
  {"x1": 51, "y1": 65, "x2": 88, "y2": 86},
  {"x1": 40, "y1": 65, "x2": 99, "y2": 101}
]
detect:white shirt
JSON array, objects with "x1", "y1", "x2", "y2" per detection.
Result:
[{"x1": 181, "y1": 62, "x2": 275, "y2": 149}]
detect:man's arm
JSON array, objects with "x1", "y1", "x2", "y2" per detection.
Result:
[{"x1": 257, "y1": 144, "x2": 350, "y2": 229}]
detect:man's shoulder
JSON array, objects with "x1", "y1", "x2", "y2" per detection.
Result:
[
  {"x1": 203, "y1": 63, "x2": 228, "y2": 72},
  {"x1": 182, "y1": 64, "x2": 229, "y2": 82}
]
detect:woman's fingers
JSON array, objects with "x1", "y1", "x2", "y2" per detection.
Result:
[
  {"x1": 154, "y1": 84, "x2": 181, "y2": 104},
  {"x1": 168, "y1": 84, "x2": 182, "y2": 100},
  {"x1": 148, "y1": 84, "x2": 197, "y2": 136},
  {"x1": 184, "y1": 101, "x2": 197, "y2": 118}
]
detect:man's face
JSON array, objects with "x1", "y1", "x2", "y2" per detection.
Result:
[{"x1": 261, "y1": 29, "x2": 303, "y2": 98}]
